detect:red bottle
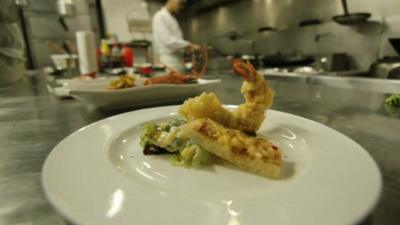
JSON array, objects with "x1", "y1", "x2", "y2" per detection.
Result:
[{"x1": 122, "y1": 44, "x2": 134, "y2": 67}]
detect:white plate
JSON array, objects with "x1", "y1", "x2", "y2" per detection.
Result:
[
  {"x1": 50, "y1": 77, "x2": 116, "y2": 98},
  {"x1": 67, "y1": 79, "x2": 221, "y2": 108},
  {"x1": 56, "y1": 77, "x2": 112, "y2": 86},
  {"x1": 42, "y1": 106, "x2": 382, "y2": 225}
]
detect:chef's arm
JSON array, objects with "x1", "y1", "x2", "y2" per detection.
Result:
[
  {"x1": 186, "y1": 43, "x2": 202, "y2": 52},
  {"x1": 154, "y1": 17, "x2": 191, "y2": 51}
]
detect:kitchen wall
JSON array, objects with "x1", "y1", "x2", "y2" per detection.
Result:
[
  {"x1": 23, "y1": 0, "x2": 98, "y2": 68},
  {"x1": 180, "y1": 0, "x2": 400, "y2": 71},
  {"x1": 101, "y1": 0, "x2": 162, "y2": 65},
  {"x1": 102, "y1": 0, "x2": 152, "y2": 42}
]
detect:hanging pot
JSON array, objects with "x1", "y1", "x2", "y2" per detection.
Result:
[{"x1": 332, "y1": 0, "x2": 370, "y2": 25}]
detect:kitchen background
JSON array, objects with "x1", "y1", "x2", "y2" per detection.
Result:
[
  {"x1": 21, "y1": 0, "x2": 400, "y2": 75},
  {"x1": 19, "y1": 0, "x2": 98, "y2": 68},
  {"x1": 178, "y1": 0, "x2": 400, "y2": 72}
]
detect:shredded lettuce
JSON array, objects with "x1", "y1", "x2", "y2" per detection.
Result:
[
  {"x1": 140, "y1": 119, "x2": 211, "y2": 167},
  {"x1": 169, "y1": 119, "x2": 186, "y2": 127},
  {"x1": 140, "y1": 123, "x2": 157, "y2": 147},
  {"x1": 168, "y1": 137, "x2": 184, "y2": 152},
  {"x1": 191, "y1": 145, "x2": 211, "y2": 167},
  {"x1": 170, "y1": 154, "x2": 187, "y2": 166},
  {"x1": 170, "y1": 141, "x2": 211, "y2": 167}
]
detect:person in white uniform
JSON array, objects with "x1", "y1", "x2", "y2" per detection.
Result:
[
  {"x1": 0, "y1": 0, "x2": 25, "y2": 85},
  {"x1": 152, "y1": 0, "x2": 200, "y2": 72}
]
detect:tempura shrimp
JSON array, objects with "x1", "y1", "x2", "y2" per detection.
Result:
[{"x1": 179, "y1": 59, "x2": 274, "y2": 134}]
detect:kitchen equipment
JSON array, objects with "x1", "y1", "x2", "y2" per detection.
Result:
[
  {"x1": 332, "y1": 0, "x2": 370, "y2": 25},
  {"x1": 369, "y1": 38, "x2": 400, "y2": 79},
  {"x1": 388, "y1": 67, "x2": 400, "y2": 79},
  {"x1": 389, "y1": 38, "x2": 400, "y2": 55},
  {"x1": 207, "y1": 46, "x2": 226, "y2": 57},
  {"x1": 205, "y1": 47, "x2": 231, "y2": 71},
  {"x1": 57, "y1": 0, "x2": 76, "y2": 16},
  {"x1": 58, "y1": 16, "x2": 69, "y2": 31},
  {"x1": 50, "y1": 54, "x2": 78, "y2": 72},
  {"x1": 241, "y1": 54, "x2": 262, "y2": 69},
  {"x1": 258, "y1": 26, "x2": 277, "y2": 33},
  {"x1": 47, "y1": 41, "x2": 67, "y2": 54},
  {"x1": 314, "y1": 53, "x2": 350, "y2": 72},
  {"x1": 76, "y1": 31, "x2": 97, "y2": 76},
  {"x1": 299, "y1": 19, "x2": 322, "y2": 27},
  {"x1": 369, "y1": 57, "x2": 400, "y2": 79},
  {"x1": 293, "y1": 66, "x2": 323, "y2": 75},
  {"x1": 126, "y1": 5, "x2": 151, "y2": 41},
  {"x1": 260, "y1": 53, "x2": 314, "y2": 68},
  {"x1": 62, "y1": 41, "x2": 72, "y2": 54},
  {"x1": 15, "y1": 0, "x2": 28, "y2": 6}
]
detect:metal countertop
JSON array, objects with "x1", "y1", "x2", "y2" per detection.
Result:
[{"x1": 0, "y1": 72, "x2": 399, "y2": 225}]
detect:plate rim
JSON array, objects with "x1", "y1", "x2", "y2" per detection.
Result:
[{"x1": 68, "y1": 79, "x2": 221, "y2": 94}]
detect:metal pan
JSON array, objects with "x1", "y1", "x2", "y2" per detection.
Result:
[
  {"x1": 333, "y1": 0, "x2": 370, "y2": 25},
  {"x1": 299, "y1": 19, "x2": 322, "y2": 27}
]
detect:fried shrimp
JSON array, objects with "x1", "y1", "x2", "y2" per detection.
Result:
[{"x1": 179, "y1": 59, "x2": 274, "y2": 134}]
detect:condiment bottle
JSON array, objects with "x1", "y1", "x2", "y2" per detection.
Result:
[{"x1": 122, "y1": 44, "x2": 133, "y2": 67}]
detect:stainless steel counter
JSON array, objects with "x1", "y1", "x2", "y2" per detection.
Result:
[
  {"x1": 0, "y1": 72, "x2": 399, "y2": 225},
  {"x1": 263, "y1": 72, "x2": 400, "y2": 94}
]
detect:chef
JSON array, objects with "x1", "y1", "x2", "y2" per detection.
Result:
[
  {"x1": 152, "y1": 0, "x2": 201, "y2": 71},
  {"x1": 0, "y1": 0, "x2": 25, "y2": 85}
]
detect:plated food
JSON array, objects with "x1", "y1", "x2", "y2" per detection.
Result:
[
  {"x1": 144, "y1": 71, "x2": 199, "y2": 85},
  {"x1": 68, "y1": 78, "x2": 220, "y2": 108},
  {"x1": 140, "y1": 59, "x2": 282, "y2": 178},
  {"x1": 108, "y1": 72, "x2": 200, "y2": 90},
  {"x1": 108, "y1": 75, "x2": 136, "y2": 89},
  {"x1": 42, "y1": 66, "x2": 382, "y2": 225},
  {"x1": 146, "y1": 46, "x2": 208, "y2": 85}
]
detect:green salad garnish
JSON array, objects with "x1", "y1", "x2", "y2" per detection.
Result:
[{"x1": 140, "y1": 119, "x2": 211, "y2": 167}]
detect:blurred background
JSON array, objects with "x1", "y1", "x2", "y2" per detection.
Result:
[{"x1": 12, "y1": 0, "x2": 400, "y2": 78}]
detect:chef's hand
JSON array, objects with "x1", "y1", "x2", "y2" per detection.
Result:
[{"x1": 188, "y1": 43, "x2": 202, "y2": 52}]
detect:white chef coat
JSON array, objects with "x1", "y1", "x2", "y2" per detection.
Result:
[
  {"x1": 0, "y1": 0, "x2": 25, "y2": 85},
  {"x1": 152, "y1": 7, "x2": 189, "y2": 71}
]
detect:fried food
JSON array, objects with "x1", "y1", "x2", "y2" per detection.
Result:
[
  {"x1": 144, "y1": 71, "x2": 197, "y2": 85},
  {"x1": 144, "y1": 45, "x2": 208, "y2": 85},
  {"x1": 140, "y1": 59, "x2": 282, "y2": 179},
  {"x1": 180, "y1": 59, "x2": 274, "y2": 134},
  {"x1": 179, "y1": 118, "x2": 281, "y2": 178},
  {"x1": 109, "y1": 75, "x2": 136, "y2": 89}
]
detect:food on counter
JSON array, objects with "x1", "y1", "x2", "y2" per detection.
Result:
[
  {"x1": 140, "y1": 59, "x2": 282, "y2": 179},
  {"x1": 385, "y1": 94, "x2": 400, "y2": 116},
  {"x1": 108, "y1": 46, "x2": 208, "y2": 87},
  {"x1": 144, "y1": 71, "x2": 199, "y2": 85},
  {"x1": 144, "y1": 45, "x2": 208, "y2": 85},
  {"x1": 108, "y1": 75, "x2": 136, "y2": 89}
]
